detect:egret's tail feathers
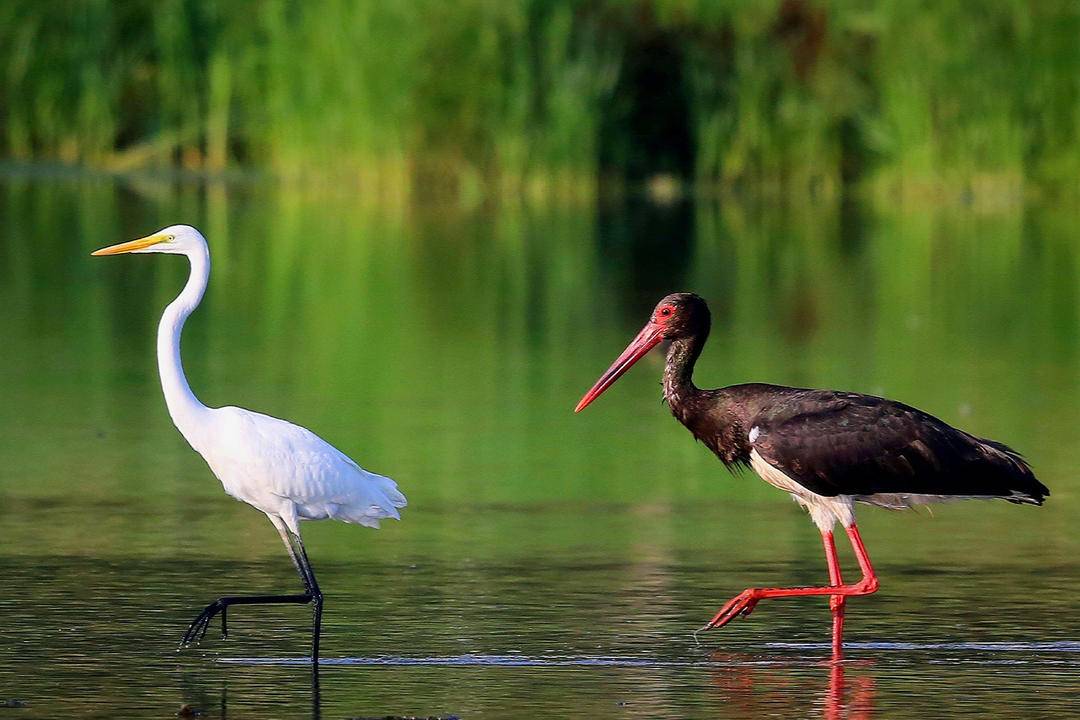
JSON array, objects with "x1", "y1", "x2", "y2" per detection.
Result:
[
  {"x1": 327, "y1": 472, "x2": 407, "y2": 529},
  {"x1": 375, "y1": 472, "x2": 408, "y2": 509}
]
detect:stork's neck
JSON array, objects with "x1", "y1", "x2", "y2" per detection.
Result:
[
  {"x1": 158, "y1": 244, "x2": 211, "y2": 439},
  {"x1": 663, "y1": 333, "x2": 706, "y2": 413}
]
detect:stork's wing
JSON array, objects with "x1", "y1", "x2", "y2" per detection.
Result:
[{"x1": 748, "y1": 392, "x2": 1047, "y2": 503}]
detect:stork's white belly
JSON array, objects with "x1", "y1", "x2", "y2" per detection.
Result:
[{"x1": 750, "y1": 449, "x2": 855, "y2": 531}]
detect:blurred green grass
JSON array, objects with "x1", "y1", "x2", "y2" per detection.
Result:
[{"x1": 2, "y1": 1, "x2": 1080, "y2": 201}]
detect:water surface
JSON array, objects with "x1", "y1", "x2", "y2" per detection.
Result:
[{"x1": 0, "y1": 177, "x2": 1078, "y2": 718}]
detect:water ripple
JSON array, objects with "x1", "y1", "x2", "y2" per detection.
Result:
[
  {"x1": 220, "y1": 654, "x2": 787, "y2": 668},
  {"x1": 767, "y1": 641, "x2": 1080, "y2": 652}
]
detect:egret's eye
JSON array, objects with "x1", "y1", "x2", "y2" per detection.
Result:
[{"x1": 168, "y1": 235, "x2": 176, "y2": 241}]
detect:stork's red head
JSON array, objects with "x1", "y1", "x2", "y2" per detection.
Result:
[{"x1": 574, "y1": 293, "x2": 710, "y2": 412}]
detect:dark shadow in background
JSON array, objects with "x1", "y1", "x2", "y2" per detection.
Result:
[
  {"x1": 589, "y1": 1, "x2": 877, "y2": 322},
  {"x1": 595, "y1": 18, "x2": 698, "y2": 315},
  {"x1": 595, "y1": 196, "x2": 696, "y2": 315},
  {"x1": 598, "y1": 20, "x2": 695, "y2": 186}
]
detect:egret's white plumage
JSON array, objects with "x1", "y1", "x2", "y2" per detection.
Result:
[
  {"x1": 195, "y1": 405, "x2": 406, "y2": 535},
  {"x1": 93, "y1": 224, "x2": 405, "y2": 661}
]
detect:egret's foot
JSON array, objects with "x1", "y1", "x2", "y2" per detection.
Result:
[
  {"x1": 179, "y1": 593, "x2": 315, "y2": 652},
  {"x1": 179, "y1": 599, "x2": 227, "y2": 649},
  {"x1": 699, "y1": 589, "x2": 761, "y2": 633}
]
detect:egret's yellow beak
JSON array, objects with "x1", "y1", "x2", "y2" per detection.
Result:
[{"x1": 91, "y1": 232, "x2": 167, "y2": 256}]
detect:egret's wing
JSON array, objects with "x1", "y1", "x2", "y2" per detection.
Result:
[{"x1": 207, "y1": 406, "x2": 406, "y2": 526}]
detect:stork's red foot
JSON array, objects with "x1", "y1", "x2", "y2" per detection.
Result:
[
  {"x1": 698, "y1": 577, "x2": 878, "y2": 635},
  {"x1": 700, "y1": 589, "x2": 763, "y2": 631},
  {"x1": 699, "y1": 577, "x2": 878, "y2": 633},
  {"x1": 697, "y1": 525, "x2": 879, "y2": 638}
]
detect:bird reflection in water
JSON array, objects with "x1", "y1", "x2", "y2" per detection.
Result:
[
  {"x1": 709, "y1": 612, "x2": 875, "y2": 719},
  {"x1": 180, "y1": 664, "x2": 321, "y2": 720}
]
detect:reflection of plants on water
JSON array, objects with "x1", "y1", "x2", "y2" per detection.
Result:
[{"x1": 2, "y1": 177, "x2": 1079, "y2": 543}]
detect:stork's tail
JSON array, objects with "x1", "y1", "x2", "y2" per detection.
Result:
[{"x1": 977, "y1": 438, "x2": 1049, "y2": 505}]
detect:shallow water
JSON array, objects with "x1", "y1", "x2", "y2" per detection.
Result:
[{"x1": 0, "y1": 176, "x2": 1078, "y2": 718}]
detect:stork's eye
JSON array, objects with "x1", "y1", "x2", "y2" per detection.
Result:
[{"x1": 660, "y1": 307, "x2": 673, "y2": 317}]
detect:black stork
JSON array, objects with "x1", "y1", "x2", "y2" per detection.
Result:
[{"x1": 575, "y1": 293, "x2": 1048, "y2": 646}]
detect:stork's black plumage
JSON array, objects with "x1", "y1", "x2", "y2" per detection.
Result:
[
  {"x1": 677, "y1": 383, "x2": 1046, "y2": 504},
  {"x1": 575, "y1": 292, "x2": 1048, "y2": 647}
]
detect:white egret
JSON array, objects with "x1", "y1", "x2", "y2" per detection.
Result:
[{"x1": 92, "y1": 225, "x2": 406, "y2": 663}]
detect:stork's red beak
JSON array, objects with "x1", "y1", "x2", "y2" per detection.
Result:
[{"x1": 574, "y1": 322, "x2": 665, "y2": 412}]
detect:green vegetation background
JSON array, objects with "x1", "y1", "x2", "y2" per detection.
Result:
[{"x1": 4, "y1": 0, "x2": 1080, "y2": 201}]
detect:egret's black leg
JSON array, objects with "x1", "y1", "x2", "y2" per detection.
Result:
[
  {"x1": 180, "y1": 593, "x2": 313, "y2": 647},
  {"x1": 293, "y1": 535, "x2": 324, "y2": 664},
  {"x1": 178, "y1": 519, "x2": 319, "y2": 653}
]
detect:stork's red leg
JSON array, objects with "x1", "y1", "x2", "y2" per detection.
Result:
[
  {"x1": 821, "y1": 530, "x2": 846, "y2": 656},
  {"x1": 701, "y1": 523, "x2": 879, "y2": 633},
  {"x1": 822, "y1": 530, "x2": 845, "y2": 612}
]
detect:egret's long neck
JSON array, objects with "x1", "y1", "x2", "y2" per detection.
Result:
[{"x1": 158, "y1": 244, "x2": 211, "y2": 438}]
